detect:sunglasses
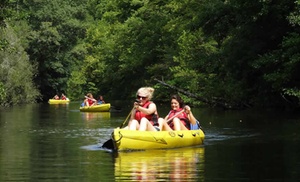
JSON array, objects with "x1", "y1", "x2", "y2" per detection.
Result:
[{"x1": 137, "y1": 95, "x2": 147, "y2": 100}]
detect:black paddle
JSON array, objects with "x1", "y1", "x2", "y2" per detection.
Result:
[{"x1": 102, "y1": 106, "x2": 134, "y2": 149}]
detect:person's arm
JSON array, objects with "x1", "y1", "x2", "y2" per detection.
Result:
[
  {"x1": 130, "y1": 102, "x2": 139, "y2": 120},
  {"x1": 164, "y1": 111, "x2": 172, "y2": 120},
  {"x1": 184, "y1": 105, "x2": 196, "y2": 125},
  {"x1": 135, "y1": 103, "x2": 157, "y2": 115},
  {"x1": 85, "y1": 96, "x2": 96, "y2": 102},
  {"x1": 127, "y1": 103, "x2": 137, "y2": 127}
]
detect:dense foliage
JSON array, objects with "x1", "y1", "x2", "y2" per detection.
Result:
[{"x1": 1, "y1": 0, "x2": 300, "y2": 109}]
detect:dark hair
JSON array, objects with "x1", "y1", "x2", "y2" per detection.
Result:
[{"x1": 170, "y1": 94, "x2": 185, "y2": 108}]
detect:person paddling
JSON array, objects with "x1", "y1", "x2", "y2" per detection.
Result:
[
  {"x1": 97, "y1": 95, "x2": 105, "y2": 104},
  {"x1": 127, "y1": 87, "x2": 159, "y2": 131},
  {"x1": 61, "y1": 93, "x2": 67, "y2": 100},
  {"x1": 53, "y1": 95, "x2": 59, "y2": 100},
  {"x1": 83, "y1": 93, "x2": 97, "y2": 106},
  {"x1": 158, "y1": 94, "x2": 197, "y2": 131}
]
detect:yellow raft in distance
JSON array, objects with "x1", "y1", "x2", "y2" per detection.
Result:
[
  {"x1": 79, "y1": 103, "x2": 111, "y2": 112},
  {"x1": 48, "y1": 99, "x2": 70, "y2": 104}
]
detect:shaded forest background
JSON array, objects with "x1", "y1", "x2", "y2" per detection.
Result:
[{"x1": 1, "y1": 0, "x2": 300, "y2": 109}]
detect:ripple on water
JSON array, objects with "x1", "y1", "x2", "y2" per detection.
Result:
[{"x1": 203, "y1": 127, "x2": 260, "y2": 145}]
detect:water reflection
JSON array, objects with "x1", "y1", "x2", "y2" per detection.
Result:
[
  {"x1": 81, "y1": 112, "x2": 111, "y2": 121},
  {"x1": 48, "y1": 103, "x2": 69, "y2": 109},
  {"x1": 114, "y1": 147, "x2": 205, "y2": 181}
]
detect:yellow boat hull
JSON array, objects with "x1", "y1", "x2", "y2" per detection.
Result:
[
  {"x1": 48, "y1": 99, "x2": 70, "y2": 104},
  {"x1": 112, "y1": 128, "x2": 205, "y2": 151},
  {"x1": 79, "y1": 103, "x2": 111, "y2": 112}
]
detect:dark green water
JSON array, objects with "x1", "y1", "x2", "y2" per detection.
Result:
[{"x1": 1, "y1": 102, "x2": 300, "y2": 181}]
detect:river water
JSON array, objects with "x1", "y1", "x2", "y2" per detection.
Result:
[{"x1": 0, "y1": 102, "x2": 300, "y2": 181}]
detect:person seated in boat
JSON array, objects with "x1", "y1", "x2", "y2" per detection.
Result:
[
  {"x1": 127, "y1": 87, "x2": 159, "y2": 131},
  {"x1": 61, "y1": 93, "x2": 67, "y2": 100},
  {"x1": 83, "y1": 93, "x2": 97, "y2": 106},
  {"x1": 158, "y1": 94, "x2": 197, "y2": 131},
  {"x1": 53, "y1": 95, "x2": 59, "y2": 100},
  {"x1": 97, "y1": 95, "x2": 105, "y2": 104}
]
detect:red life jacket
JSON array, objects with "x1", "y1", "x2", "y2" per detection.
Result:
[
  {"x1": 134, "y1": 101, "x2": 158, "y2": 123},
  {"x1": 168, "y1": 108, "x2": 190, "y2": 130},
  {"x1": 87, "y1": 99, "x2": 95, "y2": 106}
]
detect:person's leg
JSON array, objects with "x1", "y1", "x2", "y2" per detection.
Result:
[
  {"x1": 158, "y1": 118, "x2": 172, "y2": 131},
  {"x1": 146, "y1": 122, "x2": 157, "y2": 131},
  {"x1": 138, "y1": 118, "x2": 146, "y2": 131},
  {"x1": 179, "y1": 120, "x2": 189, "y2": 130},
  {"x1": 174, "y1": 119, "x2": 189, "y2": 130},
  {"x1": 139, "y1": 118, "x2": 155, "y2": 131},
  {"x1": 172, "y1": 118, "x2": 182, "y2": 131},
  {"x1": 129, "y1": 120, "x2": 140, "y2": 130},
  {"x1": 158, "y1": 118, "x2": 164, "y2": 131},
  {"x1": 85, "y1": 99, "x2": 90, "y2": 106}
]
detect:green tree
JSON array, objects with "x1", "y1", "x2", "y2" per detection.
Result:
[
  {"x1": 0, "y1": 23, "x2": 40, "y2": 106},
  {"x1": 70, "y1": 0, "x2": 300, "y2": 109},
  {"x1": 23, "y1": 0, "x2": 90, "y2": 100},
  {"x1": 184, "y1": 0, "x2": 299, "y2": 107}
]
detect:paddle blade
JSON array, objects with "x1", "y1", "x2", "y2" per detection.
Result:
[{"x1": 102, "y1": 139, "x2": 114, "y2": 149}]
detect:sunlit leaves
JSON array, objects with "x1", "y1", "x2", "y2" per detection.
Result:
[
  {"x1": 66, "y1": 70, "x2": 87, "y2": 99},
  {"x1": 283, "y1": 88, "x2": 300, "y2": 104},
  {"x1": 0, "y1": 24, "x2": 40, "y2": 106},
  {"x1": 70, "y1": 0, "x2": 300, "y2": 108},
  {"x1": 170, "y1": 29, "x2": 218, "y2": 97},
  {"x1": 24, "y1": 0, "x2": 90, "y2": 100},
  {"x1": 29, "y1": 22, "x2": 61, "y2": 48}
]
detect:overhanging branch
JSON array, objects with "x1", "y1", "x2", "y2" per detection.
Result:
[{"x1": 154, "y1": 78, "x2": 249, "y2": 109}]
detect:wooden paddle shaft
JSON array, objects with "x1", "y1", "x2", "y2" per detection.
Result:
[
  {"x1": 85, "y1": 96, "x2": 96, "y2": 102},
  {"x1": 166, "y1": 109, "x2": 185, "y2": 123},
  {"x1": 119, "y1": 107, "x2": 135, "y2": 128}
]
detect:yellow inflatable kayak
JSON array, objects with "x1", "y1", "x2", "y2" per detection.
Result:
[
  {"x1": 79, "y1": 103, "x2": 111, "y2": 112},
  {"x1": 110, "y1": 128, "x2": 205, "y2": 151},
  {"x1": 48, "y1": 99, "x2": 70, "y2": 104}
]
